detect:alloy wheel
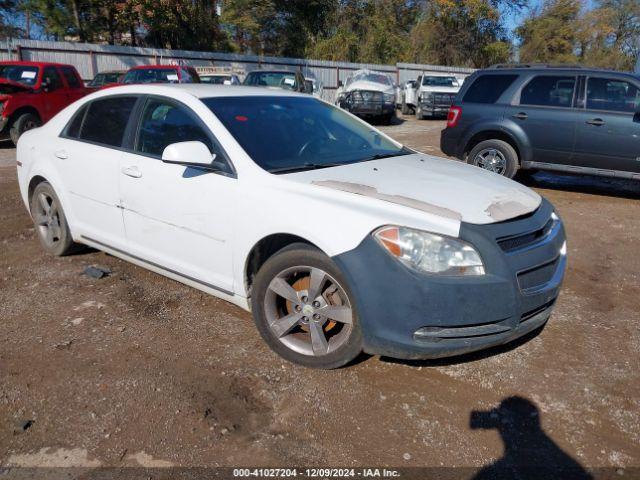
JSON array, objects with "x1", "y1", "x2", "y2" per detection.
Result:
[
  {"x1": 264, "y1": 266, "x2": 354, "y2": 357},
  {"x1": 474, "y1": 148, "x2": 507, "y2": 175},
  {"x1": 33, "y1": 192, "x2": 63, "y2": 248}
]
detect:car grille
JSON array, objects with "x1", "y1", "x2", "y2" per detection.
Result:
[
  {"x1": 517, "y1": 256, "x2": 560, "y2": 292},
  {"x1": 497, "y1": 218, "x2": 555, "y2": 252},
  {"x1": 350, "y1": 90, "x2": 383, "y2": 104},
  {"x1": 432, "y1": 92, "x2": 456, "y2": 106}
]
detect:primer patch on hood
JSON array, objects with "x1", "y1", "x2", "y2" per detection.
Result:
[{"x1": 312, "y1": 180, "x2": 462, "y2": 221}]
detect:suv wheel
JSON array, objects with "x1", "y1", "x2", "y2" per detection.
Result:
[
  {"x1": 468, "y1": 139, "x2": 519, "y2": 178},
  {"x1": 10, "y1": 113, "x2": 41, "y2": 145},
  {"x1": 30, "y1": 182, "x2": 77, "y2": 256},
  {"x1": 251, "y1": 243, "x2": 363, "y2": 369}
]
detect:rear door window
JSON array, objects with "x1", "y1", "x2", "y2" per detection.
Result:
[
  {"x1": 79, "y1": 96, "x2": 138, "y2": 147},
  {"x1": 520, "y1": 76, "x2": 576, "y2": 108},
  {"x1": 61, "y1": 67, "x2": 82, "y2": 88},
  {"x1": 42, "y1": 67, "x2": 63, "y2": 91},
  {"x1": 586, "y1": 77, "x2": 640, "y2": 113},
  {"x1": 463, "y1": 74, "x2": 518, "y2": 104}
]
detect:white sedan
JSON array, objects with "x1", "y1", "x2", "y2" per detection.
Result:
[{"x1": 16, "y1": 85, "x2": 567, "y2": 369}]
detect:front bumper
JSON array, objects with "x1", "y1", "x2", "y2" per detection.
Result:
[
  {"x1": 339, "y1": 91, "x2": 395, "y2": 117},
  {"x1": 332, "y1": 198, "x2": 566, "y2": 360}
]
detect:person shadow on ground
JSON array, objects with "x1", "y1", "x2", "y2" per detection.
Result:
[{"x1": 470, "y1": 396, "x2": 593, "y2": 480}]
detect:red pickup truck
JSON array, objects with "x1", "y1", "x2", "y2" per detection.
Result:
[{"x1": 0, "y1": 61, "x2": 89, "y2": 145}]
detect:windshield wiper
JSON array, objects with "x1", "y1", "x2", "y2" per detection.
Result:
[
  {"x1": 270, "y1": 162, "x2": 343, "y2": 174},
  {"x1": 361, "y1": 147, "x2": 414, "y2": 162}
]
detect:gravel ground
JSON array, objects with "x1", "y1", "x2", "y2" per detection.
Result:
[{"x1": 1, "y1": 115, "x2": 639, "y2": 475}]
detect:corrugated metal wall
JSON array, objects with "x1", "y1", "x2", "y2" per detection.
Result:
[{"x1": 0, "y1": 39, "x2": 476, "y2": 102}]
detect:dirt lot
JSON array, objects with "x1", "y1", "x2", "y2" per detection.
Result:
[{"x1": 1, "y1": 114, "x2": 639, "y2": 475}]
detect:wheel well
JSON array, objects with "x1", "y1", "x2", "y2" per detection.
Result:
[
  {"x1": 464, "y1": 131, "x2": 521, "y2": 162},
  {"x1": 9, "y1": 106, "x2": 41, "y2": 129},
  {"x1": 245, "y1": 233, "x2": 318, "y2": 298},
  {"x1": 28, "y1": 175, "x2": 48, "y2": 203}
]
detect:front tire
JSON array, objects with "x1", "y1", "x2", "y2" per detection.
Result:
[
  {"x1": 10, "y1": 113, "x2": 41, "y2": 145},
  {"x1": 251, "y1": 243, "x2": 363, "y2": 369},
  {"x1": 467, "y1": 139, "x2": 519, "y2": 178},
  {"x1": 30, "y1": 182, "x2": 77, "y2": 256}
]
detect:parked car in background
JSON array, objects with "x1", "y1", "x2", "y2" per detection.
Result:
[
  {"x1": 441, "y1": 64, "x2": 640, "y2": 180},
  {"x1": 16, "y1": 84, "x2": 566, "y2": 369},
  {"x1": 87, "y1": 70, "x2": 126, "y2": 89},
  {"x1": 200, "y1": 73, "x2": 241, "y2": 85},
  {"x1": 0, "y1": 61, "x2": 88, "y2": 145},
  {"x1": 305, "y1": 76, "x2": 324, "y2": 98},
  {"x1": 336, "y1": 69, "x2": 396, "y2": 124},
  {"x1": 407, "y1": 73, "x2": 461, "y2": 119},
  {"x1": 243, "y1": 69, "x2": 310, "y2": 93},
  {"x1": 122, "y1": 65, "x2": 200, "y2": 85},
  {"x1": 400, "y1": 79, "x2": 418, "y2": 114}
]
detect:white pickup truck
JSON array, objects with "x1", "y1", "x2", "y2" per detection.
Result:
[{"x1": 401, "y1": 74, "x2": 462, "y2": 119}]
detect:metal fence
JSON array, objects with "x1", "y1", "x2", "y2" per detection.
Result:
[{"x1": 0, "y1": 38, "x2": 475, "y2": 102}]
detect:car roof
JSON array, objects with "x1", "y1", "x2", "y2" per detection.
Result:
[
  {"x1": 128, "y1": 65, "x2": 182, "y2": 70},
  {"x1": 484, "y1": 64, "x2": 638, "y2": 79},
  {"x1": 0, "y1": 60, "x2": 72, "y2": 68},
  {"x1": 246, "y1": 70, "x2": 298, "y2": 74},
  {"x1": 89, "y1": 83, "x2": 309, "y2": 99}
]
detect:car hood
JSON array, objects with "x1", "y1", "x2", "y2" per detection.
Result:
[
  {"x1": 284, "y1": 154, "x2": 541, "y2": 225},
  {"x1": 345, "y1": 80, "x2": 394, "y2": 95},
  {"x1": 0, "y1": 79, "x2": 33, "y2": 94}
]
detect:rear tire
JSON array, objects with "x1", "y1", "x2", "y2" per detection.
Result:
[
  {"x1": 467, "y1": 139, "x2": 519, "y2": 179},
  {"x1": 251, "y1": 243, "x2": 363, "y2": 369},
  {"x1": 10, "y1": 113, "x2": 41, "y2": 145},
  {"x1": 30, "y1": 182, "x2": 78, "y2": 256}
]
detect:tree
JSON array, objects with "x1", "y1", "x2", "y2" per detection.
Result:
[
  {"x1": 408, "y1": 0, "x2": 522, "y2": 67},
  {"x1": 517, "y1": 0, "x2": 582, "y2": 64}
]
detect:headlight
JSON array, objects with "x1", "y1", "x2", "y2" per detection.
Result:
[
  {"x1": 383, "y1": 93, "x2": 395, "y2": 104},
  {"x1": 421, "y1": 92, "x2": 434, "y2": 103},
  {"x1": 374, "y1": 226, "x2": 485, "y2": 276}
]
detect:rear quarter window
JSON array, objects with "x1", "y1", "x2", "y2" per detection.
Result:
[{"x1": 463, "y1": 74, "x2": 518, "y2": 104}]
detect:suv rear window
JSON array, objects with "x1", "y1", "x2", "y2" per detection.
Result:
[{"x1": 463, "y1": 74, "x2": 518, "y2": 104}]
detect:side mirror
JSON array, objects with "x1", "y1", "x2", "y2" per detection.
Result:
[{"x1": 162, "y1": 141, "x2": 217, "y2": 169}]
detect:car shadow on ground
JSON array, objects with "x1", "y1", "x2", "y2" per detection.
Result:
[
  {"x1": 469, "y1": 396, "x2": 593, "y2": 479},
  {"x1": 518, "y1": 171, "x2": 640, "y2": 200},
  {"x1": 0, "y1": 140, "x2": 14, "y2": 149}
]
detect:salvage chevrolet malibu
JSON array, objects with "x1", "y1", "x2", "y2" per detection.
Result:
[{"x1": 16, "y1": 85, "x2": 567, "y2": 369}]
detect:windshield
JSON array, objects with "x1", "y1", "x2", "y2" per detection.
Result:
[
  {"x1": 352, "y1": 72, "x2": 392, "y2": 86},
  {"x1": 201, "y1": 75, "x2": 231, "y2": 84},
  {"x1": 0, "y1": 65, "x2": 39, "y2": 86},
  {"x1": 89, "y1": 72, "x2": 122, "y2": 86},
  {"x1": 123, "y1": 68, "x2": 179, "y2": 84},
  {"x1": 244, "y1": 71, "x2": 297, "y2": 90},
  {"x1": 422, "y1": 76, "x2": 457, "y2": 87},
  {"x1": 204, "y1": 96, "x2": 407, "y2": 173}
]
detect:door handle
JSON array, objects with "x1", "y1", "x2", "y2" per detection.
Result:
[
  {"x1": 54, "y1": 150, "x2": 68, "y2": 160},
  {"x1": 121, "y1": 166, "x2": 142, "y2": 178},
  {"x1": 586, "y1": 118, "x2": 605, "y2": 126},
  {"x1": 512, "y1": 112, "x2": 528, "y2": 120}
]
